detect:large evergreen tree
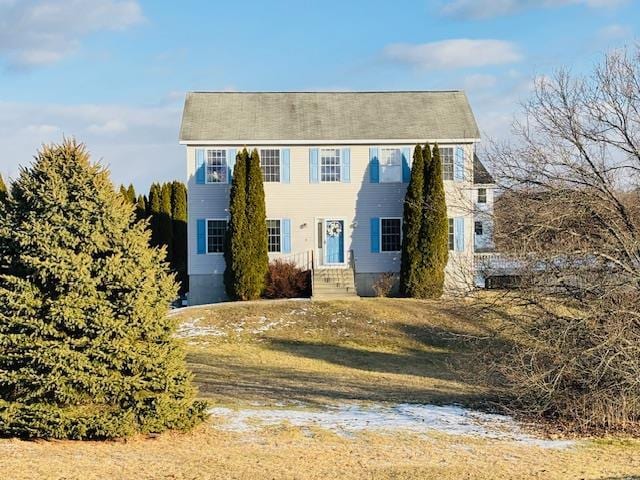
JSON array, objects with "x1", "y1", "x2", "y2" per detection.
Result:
[
  {"x1": 224, "y1": 149, "x2": 250, "y2": 299},
  {"x1": 419, "y1": 143, "x2": 449, "y2": 298},
  {"x1": 171, "y1": 181, "x2": 188, "y2": 295},
  {"x1": 399, "y1": 145, "x2": 425, "y2": 297},
  {"x1": 0, "y1": 140, "x2": 206, "y2": 439},
  {"x1": 245, "y1": 148, "x2": 269, "y2": 299},
  {"x1": 159, "y1": 182, "x2": 173, "y2": 263}
]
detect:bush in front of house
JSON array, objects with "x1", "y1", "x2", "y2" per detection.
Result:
[
  {"x1": 0, "y1": 139, "x2": 206, "y2": 439},
  {"x1": 263, "y1": 260, "x2": 311, "y2": 299}
]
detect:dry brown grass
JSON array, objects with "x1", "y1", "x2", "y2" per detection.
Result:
[
  {"x1": 2, "y1": 298, "x2": 640, "y2": 479},
  {"x1": 1, "y1": 422, "x2": 639, "y2": 479},
  {"x1": 183, "y1": 298, "x2": 501, "y2": 408}
]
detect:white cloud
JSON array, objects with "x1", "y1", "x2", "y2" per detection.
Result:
[
  {"x1": 0, "y1": 0, "x2": 143, "y2": 69},
  {"x1": 382, "y1": 39, "x2": 522, "y2": 70},
  {"x1": 597, "y1": 23, "x2": 632, "y2": 41},
  {"x1": 87, "y1": 120, "x2": 127, "y2": 134},
  {"x1": 440, "y1": 0, "x2": 628, "y2": 19},
  {"x1": 0, "y1": 97, "x2": 184, "y2": 191},
  {"x1": 463, "y1": 73, "x2": 498, "y2": 91}
]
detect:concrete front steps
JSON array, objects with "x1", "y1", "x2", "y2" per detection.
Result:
[{"x1": 312, "y1": 268, "x2": 358, "y2": 299}]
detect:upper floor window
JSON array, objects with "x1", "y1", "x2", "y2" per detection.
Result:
[
  {"x1": 380, "y1": 148, "x2": 402, "y2": 183},
  {"x1": 448, "y1": 218, "x2": 455, "y2": 251},
  {"x1": 475, "y1": 221, "x2": 484, "y2": 236},
  {"x1": 477, "y1": 188, "x2": 487, "y2": 204},
  {"x1": 381, "y1": 218, "x2": 402, "y2": 252},
  {"x1": 260, "y1": 149, "x2": 281, "y2": 182},
  {"x1": 320, "y1": 148, "x2": 341, "y2": 182},
  {"x1": 441, "y1": 147, "x2": 454, "y2": 181},
  {"x1": 267, "y1": 219, "x2": 281, "y2": 253},
  {"x1": 207, "y1": 219, "x2": 227, "y2": 253},
  {"x1": 206, "y1": 149, "x2": 227, "y2": 184}
]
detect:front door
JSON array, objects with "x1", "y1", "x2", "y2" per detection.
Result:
[{"x1": 324, "y1": 219, "x2": 344, "y2": 264}]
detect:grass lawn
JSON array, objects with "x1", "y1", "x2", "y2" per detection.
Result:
[{"x1": 2, "y1": 298, "x2": 640, "y2": 479}]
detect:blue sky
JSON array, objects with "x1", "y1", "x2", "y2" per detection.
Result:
[{"x1": 0, "y1": 0, "x2": 637, "y2": 192}]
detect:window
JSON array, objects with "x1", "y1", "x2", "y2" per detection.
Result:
[
  {"x1": 207, "y1": 219, "x2": 227, "y2": 253},
  {"x1": 381, "y1": 218, "x2": 402, "y2": 252},
  {"x1": 379, "y1": 148, "x2": 402, "y2": 183},
  {"x1": 267, "y1": 219, "x2": 281, "y2": 253},
  {"x1": 206, "y1": 149, "x2": 227, "y2": 183},
  {"x1": 260, "y1": 149, "x2": 280, "y2": 182},
  {"x1": 478, "y1": 188, "x2": 487, "y2": 204},
  {"x1": 320, "y1": 148, "x2": 341, "y2": 182},
  {"x1": 441, "y1": 147, "x2": 454, "y2": 181},
  {"x1": 475, "y1": 221, "x2": 484, "y2": 236},
  {"x1": 448, "y1": 218, "x2": 455, "y2": 251}
]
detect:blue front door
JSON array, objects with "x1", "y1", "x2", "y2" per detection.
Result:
[{"x1": 325, "y1": 220, "x2": 344, "y2": 264}]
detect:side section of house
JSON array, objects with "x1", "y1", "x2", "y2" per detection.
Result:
[{"x1": 185, "y1": 142, "x2": 477, "y2": 304}]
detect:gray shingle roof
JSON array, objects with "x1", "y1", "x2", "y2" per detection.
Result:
[
  {"x1": 180, "y1": 91, "x2": 480, "y2": 142},
  {"x1": 474, "y1": 154, "x2": 495, "y2": 184}
]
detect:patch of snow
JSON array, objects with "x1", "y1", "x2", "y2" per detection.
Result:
[
  {"x1": 174, "y1": 318, "x2": 227, "y2": 338},
  {"x1": 208, "y1": 403, "x2": 574, "y2": 449}
]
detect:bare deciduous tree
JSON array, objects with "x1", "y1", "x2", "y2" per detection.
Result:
[{"x1": 488, "y1": 46, "x2": 640, "y2": 433}]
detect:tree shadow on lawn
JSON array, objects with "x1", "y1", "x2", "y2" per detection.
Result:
[{"x1": 188, "y1": 353, "x2": 485, "y2": 408}]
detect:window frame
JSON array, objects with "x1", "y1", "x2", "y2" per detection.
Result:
[
  {"x1": 441, "y1": 147, "x2": 454, "y2": 181},
  {"x1": 477, "y1": 188, "x2": 487, "y2": 204},
  {"x1": 260, "y1": 148, "x2": 281, "y2": 183},
  {"x1": 378, "y1": 147, "x2": 403, "y2": 183},
  {"x1": 448, "y1": 218, "x2": 455, "y2": 251},
  {"x1": 319, "y1": 148, "x2": 341, "y2": 183},
  {"x1": 206, "y1": 218, "x2": 228, "y2": 254},
  {"x1": 266, "y1": 218, "x2": 282, "y2": 253},
  {"x1": 379, "y1": 217, "x2": 403, "y2": 253},
  {"x1": 205, "y1": 149, "x2": 228, "y2": 184}
]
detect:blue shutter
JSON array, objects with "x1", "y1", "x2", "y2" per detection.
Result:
[
  {"x1": 341, "y1": 148, "x2": 351, "y2": 183},
  {"x1": 281, "y1": 219, "x2": 291, "y2": 253},
  {"x1": 309, "y1": 148, "x2": 319, "y2": 183},
  {"x1": 370, "y1": 217, "x2": 380, "y2": 253},
  {"x1": 369, "y1": 147, "x2": 379, "y2": 183},
  {"x1": 454, "y1": 146, "x2": 465, "y2": 182},
  {"x1": 402, "y1": 147, "x2": 411, "y2": 183},
  {"x1": 454, "y1": 217, "x2": 465, "y2": 252},
  {"x1": 197, "y1": 219, "x2": 206, "y2": 254},
  {"x1": 281, "y1": 148, "x2": 290, "y2": 183},
  {"x1": 227, "y1": 148, "x2": 237, "y2": 182},
  {"x1": 195, "y1": 148, "x2": 206, "y2": 184}
]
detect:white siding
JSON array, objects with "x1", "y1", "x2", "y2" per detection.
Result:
[{"x1": 186, "y1": 142, "x2": 476, "y2": 286}]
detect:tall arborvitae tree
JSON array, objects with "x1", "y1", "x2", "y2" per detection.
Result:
[
  {"x1": 224, "y1": 149, "x2": 251, "y2": 299},
  {"x1": 135, "y1": 194, "x2": 147, "y2": 221},
  {"x1": 159, "y1": 182, "x2": 173, "y2": 263},
  {"x1": 126, "y1": 184, "x2": 136, "y2": 204},
  {"x1": 171, "y1": 181, "x2": 188, "y2": 295},
  {"x1": 119, "y1": 184, "x2": 128, "y2": 200},
  {"x1": 245, "y1": 148, "x2": 268, "y2": 299},
  {"x1": 148, "y1": 183, "x2": 162, "y2": 247},
  {"x1": 400, "y1": 145, "x2": 425, "y2": 296},
  {"x1": 419, "y1": 143, "x2": 449, "y2": 298},
  {"x1": 0, "y1": 140, "x2": 206, "y2": 439},
  {"x1": 0, "y1": 174, "x2": 7, "y2": 205}
]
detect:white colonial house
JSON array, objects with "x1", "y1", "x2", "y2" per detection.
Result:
[{"x1": 179, "y1": 91, "x2": 495, "y2": 304}]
